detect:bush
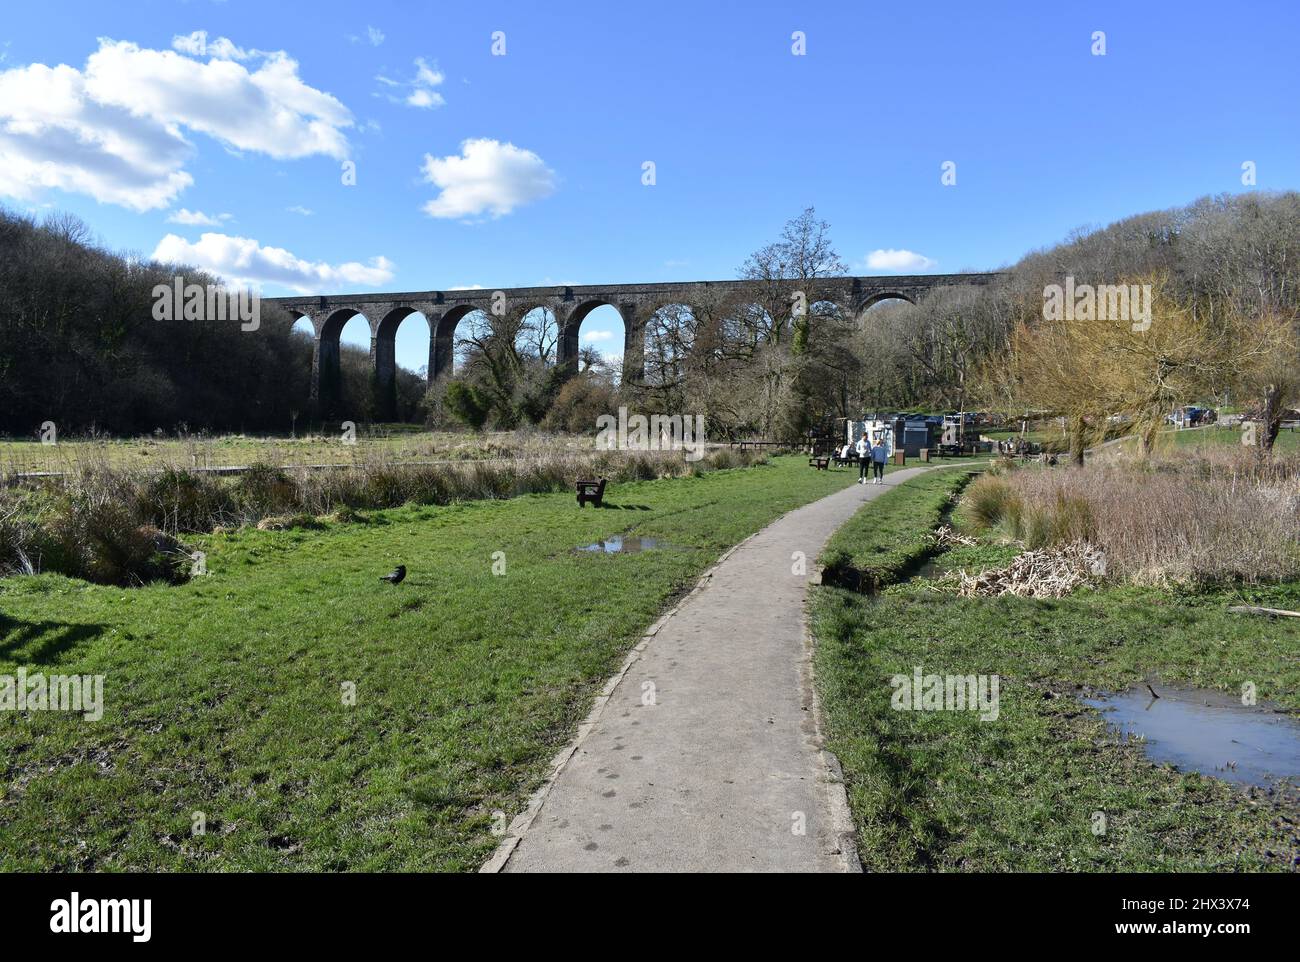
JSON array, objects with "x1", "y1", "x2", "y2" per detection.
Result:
[
  {"x1": 137, "y1": 468, "x2": 236, "y2": 532},
  {"x1": 445, "y1": 381, "x2": 492, "y2": 430},
  {"x1": 40, "y1": 496, "x2": 183, "y2": 585},
  {"x1": 234, "y1": 462, "x2": 297, "y2": 516},
  {"x1": 542, "y1": 375, "x2": 616, "y2": 434},
  {"x1": 0, "y1": 494, "x2": 40, "y2": 575}
]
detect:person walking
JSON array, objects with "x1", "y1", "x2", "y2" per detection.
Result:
[
  {"x1": 854, "y1": 433, "x2": 870, "y2": 484},
  {"x1": 870, "y1": 436, "x2": 889, "y2": 483}
]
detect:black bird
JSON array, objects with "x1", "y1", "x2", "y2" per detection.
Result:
[{"x1": 379, "y1": 565, "x2": 406, "y2": 585}]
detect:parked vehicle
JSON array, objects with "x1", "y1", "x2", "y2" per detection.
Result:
[{"x1": 1166, "y1": 405, "x2": 1208, "y2": 427}]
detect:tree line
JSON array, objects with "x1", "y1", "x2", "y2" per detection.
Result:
[
  {"x1": 3, "y1": 194, "x2": 1297, "y2": 446},
  {"x1": 0, "y1": 206, "x2": 426, "y2": 436}
]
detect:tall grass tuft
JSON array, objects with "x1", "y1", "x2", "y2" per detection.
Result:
[
  {"x1": 963, "y1": 448, "x2": 1300, "y2": 586},
  {"x1": 964, "y1": 475, "x2": 1023, "y2": 532}
]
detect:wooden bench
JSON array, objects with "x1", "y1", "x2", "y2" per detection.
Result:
[
  {"x1": 808, "y1": 456, "x2": 830, "y2": 471},
  {"x1": 576, "y1": 477, "x2": 607, "y2": 508}
]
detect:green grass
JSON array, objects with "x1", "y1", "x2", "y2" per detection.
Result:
[
  {"x1": 820, "y1": 468, "x2": 981, "y2": 591},
  {"x1": 811, "y1": 483, "x2": 1300, "y2": 872},
  {"x1": 1163, "y1": 425, "x2": 1300, "y2": 452},
  {"x1": 1100, "y1": 424, "x2": 1300, "y2": 456},
  {"x1": 0, "y1": 455, "x2": 858, "y2": 871}
]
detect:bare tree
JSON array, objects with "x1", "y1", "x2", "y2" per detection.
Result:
[{"x1": 738, "y1": 206, "x2": 848, "y2": 349}]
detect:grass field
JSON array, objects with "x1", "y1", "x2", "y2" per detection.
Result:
[
  {"x1": 812, "y1": 472, "x2": 1300, "y2": 871},
  {"x1": 1162, "y1": 425, "x2": 1300, "y2": 452},
  {"x1": 1095, "y1": 424, "x2": 1300, "y2": 456},
  {"x1": 1, "y1": 455, "x2": 873, "y2": 871},
  {"x1": 0, "y1": 428, "x2": 588, "y2": 475}
]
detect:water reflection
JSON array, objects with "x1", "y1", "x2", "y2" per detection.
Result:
[{"x1": 1086, "y1": 684, "x2": 1300, "y2": 787}]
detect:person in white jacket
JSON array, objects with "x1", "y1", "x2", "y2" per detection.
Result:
[{"x1": 854, "y1": 434, "x2": 871, "y2": 484}]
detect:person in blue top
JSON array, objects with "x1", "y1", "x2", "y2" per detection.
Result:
[{"x1": 869, "y1": 436, "x2": 889, "y2": 484}]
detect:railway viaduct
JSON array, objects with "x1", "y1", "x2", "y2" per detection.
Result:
[{"x1": 264, "y1": 272, "x2": 998, "y2": 419}]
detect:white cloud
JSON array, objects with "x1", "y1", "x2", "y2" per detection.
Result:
[
  {"x1": 448, "y1": 284, "x2": 485, "y2": 290},
  {"x1": 407, "y1": 88, "x2": 443, "y2": 109},
  {"x1": 171, "y1": 32, "x2": 250, "y2": 61},
  {"x1": 171, "y1": 32, "x2": 207, "y2": 57},
  {"x1": 348, "y1": 27, "x2": 386, "y2": 47},
  {"x1": 0, "y1": 62, "x2": 195, "y2": 211},
  {"x1": 377, "y1": 57, "x2": 444, "y2": 109},
  {"x1": 151, "y1": 232, "x2": 395, "y2": 293},
  {"x1": 0, "y1": 37, "x2": 353, "y2": 211},
  {"x1": 414, "y1": 59, "x2": 443, "y2": 87},
  {"x1": 864, "y1": 249, "x2": 937, "y2": 272},
  {"x1": 421, "y1": 138, "x2": 556, "y2": 219},
  {"x1": 286, "y1": 205, "x2": 313, "y2": 216},
  {"x1": 86, "y1": 40, "x2": 352, "y2": 159},
  {"x1": 167, "y1": 208, "x2": 231, "y2": 226},
  {"x1": 580, "y1": 329, "x2": 614, "y2": 343}
]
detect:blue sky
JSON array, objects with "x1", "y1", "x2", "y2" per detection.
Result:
[{"x1": 2, "y1": 0, "x2": 1297, "y2": 372}]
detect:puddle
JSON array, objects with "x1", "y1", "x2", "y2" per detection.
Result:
[
  {"x1": 913, "y1": 557, "x2": 947, "y2": 580},
  {"x1": 1085, "y1": 684, "x2": 1300, "y2": 788},
  {"x1": 577, "y1": 536, "x2": 661, "y2": 554}
]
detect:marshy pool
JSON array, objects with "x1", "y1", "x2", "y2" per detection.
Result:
[
  {"x1": 1085, "y1": 684, "x2": 1300, "y2": 788},
  {"x1": 577, "y1": 536, "x2": 662, "y2": 554}
]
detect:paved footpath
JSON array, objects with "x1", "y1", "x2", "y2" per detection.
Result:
[{"x1": 489, "y1": 466, "x2": 932, "y2": 873}]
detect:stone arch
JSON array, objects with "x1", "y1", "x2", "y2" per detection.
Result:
[
  {"x1": 559, "y1": 299, "x2": 632, "y2": 380},
  {"x1": 314, "y1": 307, "x2": 370, "y2": 417},
  {"x1": 431, "y1": 304, "x2": 481, "y2": 379},
  {"x1": 857, "y1": 290, "x2": 917, "y2": 313},
  {"x1": 287, "y1": 309, "x2": 320, "y2": 418},
  {"x1": 286, "y1": 303, "x2": 313, "y2": 331},
  {"x1": 319, "y1": 306, "x2": 369, "y2": 342},
  {"x1": 374, "y1": 307, "x2": 433, "y2": 420},
  {"x1": 287, "y1": 309, "x2": 317, "y2": 371},
  {"x1": 854, "y1": 291, "x2": 919, "y2": 331},
  {"x1": 287, "y1": 308, "x2": 316, "y2": 336}
]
